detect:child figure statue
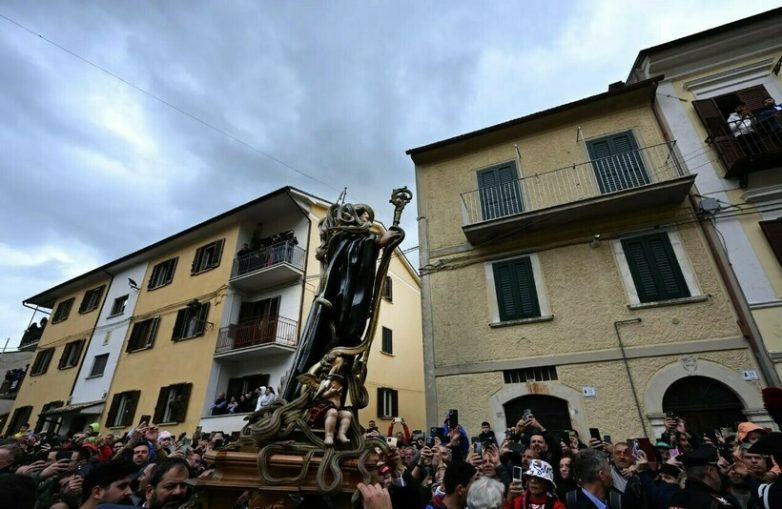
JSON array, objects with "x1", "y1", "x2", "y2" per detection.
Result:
[{"x1": 308, "y1": 374, "x2": 353, "y2": 446}]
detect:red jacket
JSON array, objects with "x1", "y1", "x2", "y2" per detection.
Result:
[
  {"x1": 504, "y1": 491, "x2": 566, "y2": 509},
  {"x1": 387, "y1": 422, "x2": 411, "y2": 444}
]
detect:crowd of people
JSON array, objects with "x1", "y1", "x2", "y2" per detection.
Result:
[
  {"x1": 357, "y1": 411, "x2": 782, "y2": 509},
  {"x1": 0, "y1": 420, "x2": 232, "y2": 508},
  {"x1": 209, "y1": 386, "x2": 276, "y2": 416},
  {"x1": 1, "y1": 408, "x2": 780, "y2": 509}
]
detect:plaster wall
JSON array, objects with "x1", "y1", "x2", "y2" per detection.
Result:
[
  {"x1": 71, "y1": 263, "x2": 148, "y2": 404},
  {"x1": 9, "y1": 279, "x2": 110, "y2": 427},
  {"x1": 434, "y1": 348, "x2": 765, "y2": 442},
  {"x1": 417, "y1": 105, "x2": 667, "y2": 253},
  {"x1": 103, "y1": 226, "x2": 240, "y2": 435},
  {"x1": 428, "y1": 221, "x2": 738, "y2": 369}
]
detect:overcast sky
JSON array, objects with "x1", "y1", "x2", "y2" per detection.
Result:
[{"x1": 0, "y1": 1, "x2": 778, "y2": 349}]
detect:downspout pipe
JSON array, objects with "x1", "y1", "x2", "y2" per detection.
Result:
[
  {"x1": 614, "y1": 318, "x2": 648, "y2": 437},
  {"x1": 689, "y1": 195, "x2": 781, "y2": 387},
  {"x1": 649, "y1": 84, "x2": 780, "y2": 386}
]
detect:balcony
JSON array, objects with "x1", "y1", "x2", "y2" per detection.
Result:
[
  {"x1": 460, "y1": 141, "x2": 695, "y2": 244},
  {"x1": 215, "y1": 316, "x2": 298, "y2": 359},
  {"x1": 229, "y1": 241, "x2": 305, "y2": 292},
  {"x1": 703, "y1": 113, "x2": 782, "y2": 182}
]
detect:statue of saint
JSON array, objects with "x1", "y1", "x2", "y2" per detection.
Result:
[{"x1": 281, "y1": 202, "x2": 400, "y2": 402}]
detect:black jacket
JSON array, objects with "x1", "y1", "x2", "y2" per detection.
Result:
[
  {"x1": 565, "y1": 488, "x2": 623, "y2": 509},
  {"x1": 667, "y1": 479, "x2": 741, "y2": 509}
]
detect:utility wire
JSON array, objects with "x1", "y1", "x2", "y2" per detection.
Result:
[{"x1": 0, "y1": 12, "x2": 341, "y2": 194}]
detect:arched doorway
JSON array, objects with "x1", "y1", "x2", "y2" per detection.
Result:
[
  {"x1": 662, "y1": 376, "x2": 746, "y2": 434},
  {"x1": 504, "y1": 395, "x2": 572, "y2": 431}
]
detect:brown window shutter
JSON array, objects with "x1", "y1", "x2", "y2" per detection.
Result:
[
  {"x1": 176, "y1": 383, "x2": 193, "y2": 422},
  {"x1": 760, "y1": 219, "x2": 782, "y2": 266},
  {"x1": 736, "y1": 85, "x2": 771, "y2": 111},
  {"x1": 106, "y1": 395, "x2": 121, "y2": 427},
  {"x1": 153, "y1": 387, "x2": 169, "y2": 424},
  {"x1": 124, "y1": 391, "x2": 141, "y2": 427}
]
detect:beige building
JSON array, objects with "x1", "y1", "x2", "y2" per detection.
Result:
[
  {"x1": 627, "y1": 8, "x2": 782, "y2": 379},
  {"x1": 5, "y1": 187, "x2": 425, "y2": 437},
  {"x1": 409, "y1": 76, "x2": 775, "y2": 441}
]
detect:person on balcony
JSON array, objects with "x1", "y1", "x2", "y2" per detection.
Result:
[
  {"x1": 756, "y1": 96, "x2": 782, "y2": 136},
  {"x1": 727, "y1": 103, "x2": 762, "y2": 157},
  {"x1": 210, "y1": 393, "x2": 228, "y2": 416}
]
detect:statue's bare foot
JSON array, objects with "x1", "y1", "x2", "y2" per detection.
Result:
[
  {"x1": 324, "y1": 434, "x2": 334, "y2": 446},
  {"x1": 336, "y1": 433, "x2": 349, "y2": 443}
]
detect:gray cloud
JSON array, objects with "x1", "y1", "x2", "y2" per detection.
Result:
[{"x1": 0, "y1": 0, "x2": 777, "y2": 347}]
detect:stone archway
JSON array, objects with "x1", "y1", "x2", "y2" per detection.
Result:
[
  {"x1": 645, "y1": 358, "x2": 772, "y2": 436},
  {"x1": 489, "y1": 383, "x2": 588, "y2": 441}
]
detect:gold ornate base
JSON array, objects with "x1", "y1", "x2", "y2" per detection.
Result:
[{"x1": 192, "y1": 449, "x2": 379, "y2": 509}]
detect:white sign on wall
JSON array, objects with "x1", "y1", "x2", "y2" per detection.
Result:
[{"x1": 582, "y1": 387, "x2": 597, "y2": 397}]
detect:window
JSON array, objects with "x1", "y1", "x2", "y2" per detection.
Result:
[
  {"x1": 377, "y1": 388, "x2": 398, "y2": 419},
  {"x1": 492, "y1": 257, "x2": 541, "y2": 321},
  {"x1": 126, "y1": 317, "x2": 160, "y2": 352},
  {"x1": 191, "y1": 239, "x2": 225, "y2": 274},
  {"x1": 52, "y1": 298, "x2": 74, "y2": 323},
  {"x1": 692, "y1": 84, "x2": 781, "y2": 178},
  {"x1": 760, "y1": 219, "x2": 782, "y2": 267},
  {"x1": 6, "y1": 406, "x2": 32, "y2": 435},
  {"x1": 477, "y1": 161, "x2": 523, "y2": 221},
  {"x1": 381, "y1": 327, "x2": 393, "y2": 355},
  {"x1": 79, "y1": 285, "x2": 105, "y2": 314},
  {"x1": 106, "y1": 391, "x2": 140, "y2": 428},
  {"x1": 35, "y1": 401, "x2": 64, "y2": 433},
  {"x1": 30, "y1": 348, "x2": 54, "y2": 376},
  {"x1": 148, "y1": 258, "x2": 178, "y2": 290},
  {"x1": 382, "y1": 275, "x2": 393, "y2": 301},
  {"x1": 109, "y1": 295, "x2": 129, "y2": 317},
  {"x1": 586, "y1": 131, "x2": 649, "y2": 194},
  {"x1": 172, "y1": 303, "x2": 210, "y2": 341},
  {"x1": 58, "y1": 340, "x2": 85, "y2": 369},
  {"x1": 503, "y1": 366, "x2": 558, "y2": 383},
  {"x1": 153, "y1": 383, "x2": 192, "y2": 424},
  {"x1": 621, "y1": 233, "x2": 691, "y2": 303},
  {"x1": 226, "y1": 374, "x2": 269, "y2": 400},
  {"x1": 88, "y1": 354, "x2": 109, "y2": 377}
]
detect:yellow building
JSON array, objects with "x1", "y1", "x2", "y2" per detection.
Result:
[
  {"x1": 408, "y1": 76, "x2": 775, "y2": 441},
  {"x1": 4, "y1": 187, "x2": 425, "y2": 437},
  {"x1": 6, "y1": 276, "x2": 110, "y2": 435},
  {"x1": 628, "y1": 7, "x2": 782, "y2": 380}
]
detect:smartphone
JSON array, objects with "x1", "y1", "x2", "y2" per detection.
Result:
[
  {"x1": 429, "y1": 426, "x2": 440, "y2": 443},
  {"x1": 589, "y1": 428, "x2": 601, "y2": 442},
  {"x1": 386, "y1": 436, "x2": 398, "y2": 448},
  {"x1": 448, "y1": 409, "x2": 459, "y2": 429},
  {"x1": 56, "y1": 450, "x2": 72, "y2": 461},
  {"x1": 669, "y1": 448, "x2": 680, "y2": 460},
  {"x1": 627, "y1": 438, "x2": 640, "y2": 457},
  {"x1": 638, "y1": 437, "x2": 655, "y2": 459},
  {"x1": 665, "y1": 410, "x2": 675, "y2": 418},
  {"x1": 471, "y1": 437, "x2": 482, "y2": 455},
  {"x1": 139, "y1": 415, "x2": 152, "y2": 426},
  {"x1": 603, "y1": 434, "x2": 612, "y2": 444},
  {"x1": 522, "y1": 409, "x2": 533, "y2": 420},
  {"x1": 181, "y1": 437, "x2": 192, "y2": 448},
  {"x1": 512, "y1": 466, "x2": 523, "y2": 481}
]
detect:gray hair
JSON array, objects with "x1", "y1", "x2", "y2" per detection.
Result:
[
  {"x1": 466, "y1": 476, "x2": 505, "y2": 509},
  {"x1": 573, "y1": 448, "x2": 610, "y2": 483}
]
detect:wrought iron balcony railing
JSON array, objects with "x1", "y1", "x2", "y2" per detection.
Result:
[
  {"x1": 231, "y1": 240, "x2": 305, "y2": 278},
  {"x1": 215, "y1": 316, "x2": 298, "y2": 354},
  {"x1": 460, "y1": 141, "x2": 687, "y2": 225}
]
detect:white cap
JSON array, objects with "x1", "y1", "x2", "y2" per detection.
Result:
[{"x1": 525, "y1": 459, "x2": 556, "y2": 487}]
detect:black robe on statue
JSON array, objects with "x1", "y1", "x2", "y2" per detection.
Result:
[{"x1": 281, "y1": 230, "x2": 379, "y2": 402}]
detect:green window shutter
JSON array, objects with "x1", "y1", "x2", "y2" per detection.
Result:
[
  {"x1": 196, "y1": 303, "x2": 210, "y2": 336},
  {"x1": 391, "y1": 390, "x2": 399, "y2": 418},
  {"x1": 587, "y1": 131, "x2": 648, "y2": 193},
  {"x1": 477, "y1": 162, "x2": 522, "y2": 220},
  {"x1": 622, "y1": 233, "x2": 690, "y2": 303},
  {"x1": 492, "y1": 258, "x2": 541, "y2": 321}
]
